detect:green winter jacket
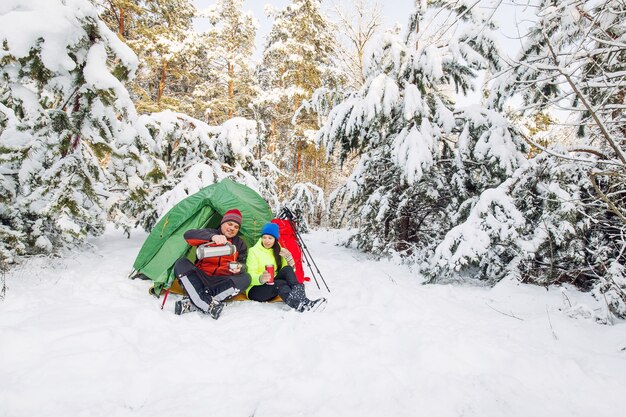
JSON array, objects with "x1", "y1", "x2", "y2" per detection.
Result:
[{"x1": 245, "y1": 238, "x2": 287, "y2": 295}]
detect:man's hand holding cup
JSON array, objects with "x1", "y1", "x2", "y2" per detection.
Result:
[{"x1": 229, "y1": 261, "x2": 241, "y2": 274}]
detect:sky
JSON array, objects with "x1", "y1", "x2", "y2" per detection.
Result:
[
  {"x1": 193, "y1": 0, "x2": 417, "y2": 59},
  {"x1": 192, "y1": 0, "x2": 536, "y2": 62},
  {"x1": 191, "y1": 0, "x2": 536, "y2": 108}
]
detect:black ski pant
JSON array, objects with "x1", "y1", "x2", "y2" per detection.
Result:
[
  {"x1": 173, "y1": 258, "x2": 250, "y2": 313},
  {"x1": 248, "y1": 265, "x2": 301, "y2": 303}
]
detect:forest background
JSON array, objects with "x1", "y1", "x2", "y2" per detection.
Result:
[{"x1": 0, "y1": 0, "x2": 624, "y2": 322}]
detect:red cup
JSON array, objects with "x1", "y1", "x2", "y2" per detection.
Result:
[{"x1": 265, "y1": 264, "x2": 275, "y2": 284}]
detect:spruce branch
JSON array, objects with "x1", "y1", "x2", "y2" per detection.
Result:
[
  {"x1": 589, "y1": 170, "x2": 626, "y2": 225},
  {"x1": 518, "y1": 131, "x2": 623, "y2": 168},
  {"x1": 542, "y1": 31, "x2": 626, "y2": 164}
]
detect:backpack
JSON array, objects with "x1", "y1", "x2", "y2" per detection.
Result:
[{"x1": 271, "y1": 219, "x2": 308, "y2": 284}]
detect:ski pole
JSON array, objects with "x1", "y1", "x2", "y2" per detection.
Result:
[
  {"x1": 299, "y1": 241, "x2": 321, "y2": 290},
  {"x1": 291, "y1": 214, "x2": 330, "y2": 292},
  {"x1": 298, "y1": 232, "x2": 330, "y2": 292},
  {"x1": 282, "y1": 208, "x2": 331, "y2": 292},
  {"x1": 288, "y1": 217, "x2": 331, "y2": 292},
  {"x1": 283, "y1": 210, "x2": 322, "y2": 290}
]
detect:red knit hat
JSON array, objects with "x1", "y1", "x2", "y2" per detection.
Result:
[{"x1": 221, "y1": 209, "x2": 242, "y2": 225}]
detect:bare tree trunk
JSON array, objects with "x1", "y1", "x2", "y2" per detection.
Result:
[
  {"x1": 269, "y1": 120, "x2": 276, "y2": 153},
  {"x1": 228, "y1": 61, "x2": 234, "y2": 119},
  {"x1": 293, "y1": 98, "x2": 301, "y2": 176},
  {"x1": 614, "y1": 89, "x2": 625, "y2": 138},
  {"x1": 295, "y1": 141, "x2": 302, "y2": 177},
  {"x1": 119, "y1": 7, "x2": 125, "y2": 37},
  {"x1": 398, "y1": 215, "x2": 409, "y2": 251},
  {"x1": 157, "y1": 60, "x2": 168, "y2": 106},
  {"x1": 107, "y1": 1, "x2": 124, "y2": 38}
]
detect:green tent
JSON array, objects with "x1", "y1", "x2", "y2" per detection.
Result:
[{"x1": 132, "y1": 178, "x2": 273, "y2": 293}]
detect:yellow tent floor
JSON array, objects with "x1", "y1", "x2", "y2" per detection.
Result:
[{"x1": 151, "y1": 279, "x2": 283, "y2": 303}]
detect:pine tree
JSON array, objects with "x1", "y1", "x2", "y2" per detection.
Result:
[
  {"x1": 256, "y1": 0, "x2": 342, "y2": 192},
  {"x1": 191, "y1": 0, "x2": 257, "y2": 125},
  {"x1": 491, "y1": 0, "x2": 625, "y2": 223},
  {"x1": 319, "y1": 1, "x2": 526, "y2": 261},
  {"x1": 0, "y1": 0, "x2": 139, "y2": 262},
  {"x1": 429, "y1": 150, "x2": 626, "y2": 320},
  {"x1": 431, "y1": 0, "x2": 626, "y2": 319},
  {"x1": 93, "y1": 0, "x2": 142, "y2": 38},
  {"x1": 94, "y1": 0, "x2": 197, "y2": 114}
]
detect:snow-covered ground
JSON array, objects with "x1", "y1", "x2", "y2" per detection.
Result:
[{"x1": 1, "y1": 227, "x2": 625, "y2": 417}]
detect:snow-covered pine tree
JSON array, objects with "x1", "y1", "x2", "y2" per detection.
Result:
[
  {"x1": 430, "y1": 0, "x2": 626, "y2": 319},
  {"x1": 293, "y1": 0, "x2": 387, "y2": 207},
  {"x1": 319, "y1": 1, "x2": 527, "y2": 262},
  {"x1": 0, "y1": 0, "x2": 138, "y2": 262},
  {"x1": 94, "y1": 0, "x2": 197, "y2": 114},
  {"x1": 491, "y1": 0, "x2": 625, "y2": 221},
  {"x1": 279, "y1": 182, "x2": 327, "y2": 230},
  {"x1": 256, "y1": 0, "x2": 342, "y2": 192},
  {"x1": 429, "y1": 149, "x2": 626, "y2": 320},
  {"x1": 192, "y1": 0, "x2": 257, "y2": 125}
]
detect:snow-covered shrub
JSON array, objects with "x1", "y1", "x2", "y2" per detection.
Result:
[
  {"x1": 114, "y1": 111, "x2": 281, "y2": 230},
  {"x1": 429, "y1": 152, "x2": 626, "y2": 319},
  {"x1": 278, "y1": 182, "x2": 327, "y2": 230}
]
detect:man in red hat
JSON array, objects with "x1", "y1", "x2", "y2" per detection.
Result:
[{"x1": 173, "y1": 208, "x2": 250, "y2": 319}]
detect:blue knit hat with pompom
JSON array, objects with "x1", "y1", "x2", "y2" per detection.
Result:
[{"x1": 261, "y1": 223, "x2": 280, "y2": 240}]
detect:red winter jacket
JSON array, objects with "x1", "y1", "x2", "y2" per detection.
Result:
[{"x1": 183, "y1": 228, "x2": 248, "y2": 277}]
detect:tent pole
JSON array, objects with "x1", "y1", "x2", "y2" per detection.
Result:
[{"x1": 160, "y1": 289, "x2": 170, "y2": 310}]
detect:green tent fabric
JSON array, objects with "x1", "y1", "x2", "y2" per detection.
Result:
[{"x1": 132, "y1": 178, "x2": 273, "y2": 293}]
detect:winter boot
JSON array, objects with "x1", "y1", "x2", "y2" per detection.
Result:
[
  {"x1": 301, "y1": 297, "x2": 327, "y2": 312},
  {"x1": 284, "y1": 284, "x2": 307, "y2": 312},
  {"x1": 174, "y1": 299, "x2": 198, "y2": 315},
  {"x1": 204, "y1": 299, "x2": 224, "y2": 320}
]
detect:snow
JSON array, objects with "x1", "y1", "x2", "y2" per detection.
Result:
[
  {"x1": 0, "y1": 0, "x2": 78, "y2": 73},
  {"x1": 365, "y1": 74, "x2": 400, "y2": 120},
  {"x1": 216, "y1": 117, "x2": 259, "y2": 159},
  {"x1": 154, "y1": 162, "x2": 225, "y2": 214},
  {"x1": 83, "y1": 44, "x2": 128, "y2": 98},
  {"x1": 403, "y1": 82, "x2": 425, "y2": 120},
  {"x1": 392, "y1": 124, "x2": 436, "y2": 185},
  {"x1": 1, "y1": 227, "x2": 625, "y2": 417},
  {"x1": 0, "y1": 0, "x2": 135, "y2": 78},
  {"x1": 432, "y1": 177, "x2": 527, "y2": 272}
]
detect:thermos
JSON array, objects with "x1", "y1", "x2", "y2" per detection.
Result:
[{"x1": 196, "y1": 243, "x2": 236, "y2": 260}]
